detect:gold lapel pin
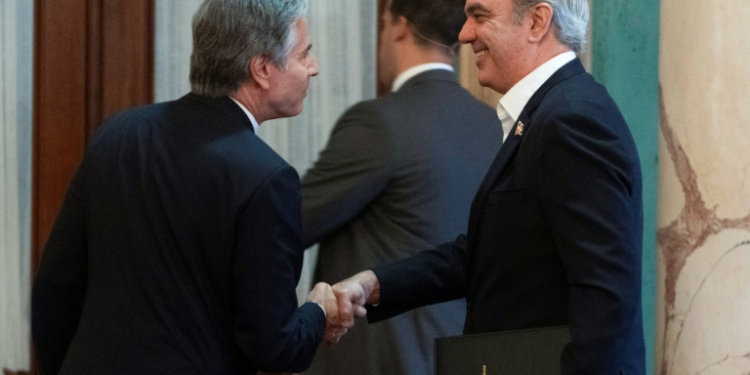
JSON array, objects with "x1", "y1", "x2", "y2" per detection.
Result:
[{"x1": 514, "y1": 121, "x2": 525, "y2": 136}]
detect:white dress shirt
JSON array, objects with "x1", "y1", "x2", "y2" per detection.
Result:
[
  {"x1": 229, "y1": 97, "x2": 260, "y2": 134},
  {"x1": 391, "y1": 63, "x2": 454, "y2": 92},
  {"x1": 497, "y1": 51, "x2": 576, "y2": 143}
]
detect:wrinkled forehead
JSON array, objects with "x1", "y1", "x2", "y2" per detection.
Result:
[{"x1": 465, "y1": 0, "x2": 508, "y2": 14}]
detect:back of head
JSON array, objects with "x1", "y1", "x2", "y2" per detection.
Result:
[
  {"x1": 389, "y1": 0, "x2": 467, "y2": 55},
  {"x1": 512, "y1": 0, "x2": 589, "y2": 53},
  {"x1": 189, "y1": 0, "x2": 308, "y2": 98}
]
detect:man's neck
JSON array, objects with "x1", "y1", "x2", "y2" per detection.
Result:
[
  {"x1": 521, "y1": 44, "x2": 572, "y2": 84},
  {"x1": 230, "y1": 84, "x2": 268, "y2": 124},
  {"x1": 391, "y1": 62, "x2": 454, "y2": 92},
  {"x1": 395, "y1": 46, "x2": 452, "y2": 75}
]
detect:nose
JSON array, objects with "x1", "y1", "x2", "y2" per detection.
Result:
[
  {"x1": 309, "y1": 52, "x2": 320, "y2": 77},
  {"x1": 458, "y1": 20, "x2": 475, "y2": 45}
]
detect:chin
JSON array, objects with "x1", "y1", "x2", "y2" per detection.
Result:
[
  {"x1": 477, "y1": 73, "x2": 492, "y2": 88},
  {"x1": 477, "y1": 73, "x2": 504, "y2": 94},
  {"x1": 288, "y1": 104, "x2": 304, "y2": 118}
]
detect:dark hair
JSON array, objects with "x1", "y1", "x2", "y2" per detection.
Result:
[{"x1": 389, "y1": 0, "x2": 467, "y2": 54}]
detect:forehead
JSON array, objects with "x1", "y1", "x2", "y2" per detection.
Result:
[
  {"x1": 293, "y1": 18, "x2": 310, "y2": 45},
  {"x1": 465, "y1": 0, "x2": 508, "y2": 13}
]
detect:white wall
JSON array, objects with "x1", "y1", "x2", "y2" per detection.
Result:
[{"x1": 0, "y1": 0, "x2": 34, "y2": 371}]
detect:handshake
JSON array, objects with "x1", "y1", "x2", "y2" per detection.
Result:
[{"x1": 305, "y1": 270, "x2": 381, "y2": 345}]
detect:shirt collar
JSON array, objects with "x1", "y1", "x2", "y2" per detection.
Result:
[
  {"x1": 497, "y1": 51, "x2": 576, "y2": 125},
  {"x1": 229, "y1": 97, "x2": 260, "y2": 133},
  {"x1": 391, "y1": 63, "x2": 454, "y2": 92}
]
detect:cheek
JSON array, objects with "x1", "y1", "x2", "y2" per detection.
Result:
[
  {"x1": 486, "y1": 36, "x2": 508, "y2": 64},
  {"x1": 299, "y1": 67, "x2": 311, "y2": 86},
  {"x1": 480, "y1": 24, "x2": 504, "y2": 49}
]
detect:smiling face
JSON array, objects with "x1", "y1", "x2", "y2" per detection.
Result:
[
  {"x1": 266, "y1": 17, "x2": 319, "y2": 118},
  {"x1": 459, "y1": 0, "x2": 531, "y2": 94}
]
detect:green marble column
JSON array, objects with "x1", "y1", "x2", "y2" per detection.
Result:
[{"x1": 590, "y1": 1, "x2": 661, "y2": 374}]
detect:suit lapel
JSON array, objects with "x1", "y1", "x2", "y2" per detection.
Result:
[
  {"x1": 466, "y1": 118, "x2": 525, "y2": 243},
  {"x1": 466, "y1": 59, "x2": 586, "y2": 247}
]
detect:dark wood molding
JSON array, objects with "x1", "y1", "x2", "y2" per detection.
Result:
[
  {"x1": 33, "y1": 0, "x2": 154, "y2": 272},
  {"x1": 33, "y1": 0, "x2": 90, "y2": 273},
  {"x1": 96, "y1": 0, "x2": 154, "y2": 138},
  {"x1": 4, "y1": 369, "x2": 31, "y2": 375},
  {"x1": 86, "y1": 0, "x2": 104, "y2": 139}
]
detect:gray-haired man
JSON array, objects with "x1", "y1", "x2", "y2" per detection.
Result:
[
  {"x1": 334, "y1": 0, "x2": 646, "y2": 373},
  {"x1": 32, "y1": 1, "x2": 342, "y2": 374}
]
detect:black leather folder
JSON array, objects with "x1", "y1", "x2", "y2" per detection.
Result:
[{"x1": 434, "y1": 325, "x2": 571, "y2": 375}]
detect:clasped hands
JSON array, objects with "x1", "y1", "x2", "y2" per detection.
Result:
[{"x1": 305, "y1": 270, "x2": 381, "y2": 345}]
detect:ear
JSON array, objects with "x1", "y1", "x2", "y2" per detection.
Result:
[
  {"x1": 392, "y1": 15, "x2": 410, "y2": 42},
  {"x1": 249, "y1": 55, "x2": 272, "y2": 90},
  {"x1": 528, "y1": 3, "x2": 554, "y2": 43}
]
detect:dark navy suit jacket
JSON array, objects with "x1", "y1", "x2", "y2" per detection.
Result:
[
  {"x1": 32, "y1": 93, "x2": 324, "y2": 375},
  {"x1": 368, "y1": 59, "x2": 646, "y2": 374}
]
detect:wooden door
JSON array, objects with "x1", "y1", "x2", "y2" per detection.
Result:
[
  {"x1": 33, "y1": 0, "x2": 154, "y2": 270},
  {"x1": 31, "y1": 1, "x2": 153, "y2": 372}
]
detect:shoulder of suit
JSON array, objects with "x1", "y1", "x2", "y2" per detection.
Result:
[
  {"x1": 333, "y1": 98, "x2": 388, "y2": 129},
  {"x1": 87, "y1": 102, "x2": 168, "y2": 147},
  {"x1": 535, "y1": 73, "x2": 612, "y2": 115}
]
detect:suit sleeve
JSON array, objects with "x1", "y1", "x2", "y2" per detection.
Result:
[
  {"x1": 538, "y1": 109, "x2": 643, "y2": 373},
  {"x1": 367, "y1": 235, "x2": 469, "y2": 323},
  {"x1": 301, "y1": 102, "x2": 393, "y2": 247},
  {"x1": 32, "y1": 165, "x2": 88, "y2": 375},
  {"x1": 232, "y1": 165, "x2": 325, "y2": 373}
]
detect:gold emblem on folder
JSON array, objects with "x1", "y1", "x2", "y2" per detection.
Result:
[{"x1": 514, "y1": 121, "x2": 525, "y2": 136}]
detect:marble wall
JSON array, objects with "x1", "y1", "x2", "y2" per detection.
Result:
[{"x1": 657, "y1": 1, "x2": 750, "y2": 374}]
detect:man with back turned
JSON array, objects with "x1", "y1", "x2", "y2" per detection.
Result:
[
  {"x1": 300, "y1": 0, "x2": 501, "y2": 373},
  {"x1": 32, "y1": 1, "x2": 344, "y2": 374}
]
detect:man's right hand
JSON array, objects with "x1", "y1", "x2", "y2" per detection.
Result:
[{"x1": 331, "y1": 270, "x2": 380, "y2": 329}]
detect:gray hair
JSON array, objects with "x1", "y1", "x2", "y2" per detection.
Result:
[
  {"x1": 512, "y1": 0, "x2": 589, "y2": 54},
  {"x1": 190, "y1": 0, "x2": 308, "y2": 97}
]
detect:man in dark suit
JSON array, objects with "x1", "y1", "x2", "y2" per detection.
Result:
[
  {"x1": 31, "y1": 1, "x2": 345, "y2": 374},
  {"x1": 333, "y1": 0, "x2": 646, "y2": 373},
  {"x1": 301, "y1": 0, "x2": 501, "y2": 373}
]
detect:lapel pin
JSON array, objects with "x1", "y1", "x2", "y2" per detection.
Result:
[{"x1": 514, "y1": 121, "x2": 525, "y2": 136}]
